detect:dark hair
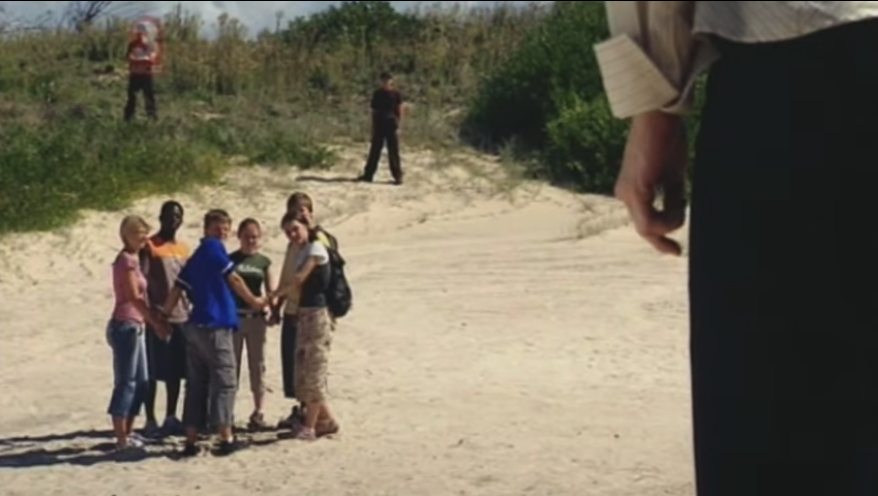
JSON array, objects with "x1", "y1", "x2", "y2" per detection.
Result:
[
  {"x1": 379, "y1": 71, "x2": 392, "y2": 81},
  {"x1": 203, "y1": 209, "x2": 231, "y2": 229},
  {"x1": 238, "y1": 217, "x2": 260, "y2": 233},
  {"x1": 160, "y1": 200, "x2": 183, "y2": 216},
  {"x1": 281, "y1": 214, "x2": 319, "y2": 242},
  {"x1": 286, "y1": 192, "x2": 313, "y2": 213},
  {"x1": 280, "y1": 211, "x2": 298, "y2": 228}
]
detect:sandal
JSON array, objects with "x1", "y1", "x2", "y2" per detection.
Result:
[
  {"x1": 294, "y1": 427, "x2": 316, "y2": 441},
  {"x1": 248, "y1": 412, "x2": 270, "y2": 431},
  {"x1": 316, "y1": 418, "x2": 339, "y2": 437}
]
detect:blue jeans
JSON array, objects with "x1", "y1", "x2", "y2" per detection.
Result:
[{"x1": 106, "y1": 320, "x2": 149, "y2": 418}]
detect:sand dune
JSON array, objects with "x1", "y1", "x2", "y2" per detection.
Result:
[{"x1": 0, "y1": 148, "x2": 692, "y2": 496}]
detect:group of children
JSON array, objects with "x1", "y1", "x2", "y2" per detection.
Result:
[{"x1": 106, "y1": 192, "x2": 339, "y2": 457}]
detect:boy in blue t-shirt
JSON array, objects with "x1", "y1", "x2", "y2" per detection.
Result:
[{"x1": 161, "y1": 209, "x2": 267, "y2": 457}]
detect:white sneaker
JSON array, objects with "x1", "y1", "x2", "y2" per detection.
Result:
[
  {"x1": 128, "y1": 433, "x2": 151, "y2": 445},
  {"x1": 116, "y1": 437, "x2": 146, "y2": 452}
]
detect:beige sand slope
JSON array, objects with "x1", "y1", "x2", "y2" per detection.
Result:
[{"x1": 0, "y1": 148, "x2": 692, "y2": 496}]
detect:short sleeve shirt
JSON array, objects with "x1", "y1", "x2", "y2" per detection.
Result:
[
  {"x1": 112, "y1": 251, "x2": 147, "y2": 323},
  {"x1": 229, "y1": 250, "x2": 271, "y2": 312},
  {"x1": 176, "y1": 237, "x2": 239, "y2": 330},
  {"x1": 280, "y1": 231, "x2": 332, "y2": 315},
  {"x1": 371, "y1": 88, "x2": 403, "y2": 121},
  {"x1": 146, "y1": 236, "x2": 190, "y2": 323},
  {"x1": 297, "y1": 241, "x2": 330, "y2": 309}
]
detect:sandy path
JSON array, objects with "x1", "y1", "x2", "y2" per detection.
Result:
[{"x1": 0, "y1": 149, "x2": 693, "y2": 495}]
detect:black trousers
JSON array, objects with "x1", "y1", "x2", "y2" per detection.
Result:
[
  {"x1": 124, "y1": 74, "x2": 156, "y2": 121},
  {"x1": 281, "y1": 316, "x2": 297, "y2": 399},
  {"x1": 362, "y1": 117, "x2": 402, "y2": 182},
  {"x1": 690, "y1": 21, "x2": 878, "y2": 496}
]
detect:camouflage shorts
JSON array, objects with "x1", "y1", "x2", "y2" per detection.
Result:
[{"x1": 295, "y1": 307, "x2": 333, "y2": 404}]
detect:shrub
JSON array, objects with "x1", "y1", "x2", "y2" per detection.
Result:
[
  {"x1": 465, "y1": 1, "x2": 706, "y2": 194},
  {"x1": 0, "y1": 114, "x2": 333, "y2": 234},
  {"x1": 0, "y1": 2, "x2": 554, "y2": 235}
]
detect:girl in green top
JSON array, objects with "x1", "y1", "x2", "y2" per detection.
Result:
[{"x1": 229, "y1": 218, "x2": 275, "y2": 430}]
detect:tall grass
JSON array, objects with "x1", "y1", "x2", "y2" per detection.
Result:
[{"x1": 0, "y1": 1, "x2": 549, "y2": 234}]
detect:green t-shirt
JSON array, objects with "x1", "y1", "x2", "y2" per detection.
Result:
[{"x1": 229, "y1": 250, "x2": 271, "y2": 311}]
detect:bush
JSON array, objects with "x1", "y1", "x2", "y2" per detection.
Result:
[
  {"x1": 0, "y1": 115, "x2": 333, "y2": 234},
  {"x1": 465, "y1": 1, "x2": 705, "y2": 194},
  {"x1": 0, "y1": 1, "x2": 549, "y2": 234}
]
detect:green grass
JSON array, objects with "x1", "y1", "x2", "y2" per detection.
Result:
[
  {"x1": 0, "y1": 1, "x2": 551, "y2": 234},
  {"x1": 3, "y1": 2, "x2": 693, "y2": 236}
]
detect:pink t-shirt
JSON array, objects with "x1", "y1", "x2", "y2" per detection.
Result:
[{"x1": 112, "y1": 251, "x2": 148, "y2": 323}]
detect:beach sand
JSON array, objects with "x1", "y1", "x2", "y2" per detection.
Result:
[{"x1": 0, "y1": 148, "x2": 693, "y2": 496}]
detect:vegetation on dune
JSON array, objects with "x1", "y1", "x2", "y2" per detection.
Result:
[
  {"x1": 464, "y1": 1, "x2": 705, "y2": 193},
  {"x1": 0, "y1": 1, "x2": 548, "y2": 233},
  {"x1": 0, "y1": 0, "x2": 703, "y2": 234}
]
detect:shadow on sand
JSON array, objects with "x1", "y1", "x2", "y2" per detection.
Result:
[
  {"x1": 0, "y1": 428, "x2": 280, "y2": 468},
  {"x1": 296, "y1": 174, "x2": 396, "y2": 185},
  {"x1": 296, "y1": 175, "x2": 360, "y2": 184}
]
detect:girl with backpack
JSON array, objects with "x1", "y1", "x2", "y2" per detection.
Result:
[{"x1": 272, "y1": 216, "x2": 340, "y2": 440}]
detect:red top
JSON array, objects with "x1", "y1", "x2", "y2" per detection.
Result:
[{"x1": 128, "y1": 39, "x2": 155, "y2": 75}]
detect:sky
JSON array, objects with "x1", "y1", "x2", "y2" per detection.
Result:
[{"x1": 1, "y1": 1, "x2": 550, "y2": 35}]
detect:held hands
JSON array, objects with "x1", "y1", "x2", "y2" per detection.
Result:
[
  {"x1": 250, "y1": 296, "x2": 266, "y2": 311},
  {"x1": 267, "y1": 310, "x2": 281, "y2": 327},
  {"x1": 614, "y1": 111, "x2": 688, "y2": 256},
  {"x1": 150, "y1": 310, "x2": 173, "y2": 341}
]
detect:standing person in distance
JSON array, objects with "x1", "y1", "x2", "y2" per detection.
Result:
[
  {"x1": 161, "y1": 209, "x2": 268, "y2": 457},
  {"x1": 124, "y1": 23, "x2": 158, "y2": 121},
  {"x1": 273, "y1": 193, "x2": 333, "y2": 429},
  {"x1": 142, "y1": 201, "x2": 190, "y2": 438},
  {"x1": 229, "y1": 218, "x2": 275, "y2": 431},
  {"x1": 270, "y1": 217, "x2": 340, "y2": 440},
  {"x1": 107, "y1": 215, "x2": 169, "y2": 452},
  {"x1": 359, "y1": 71, "x2": 405, "y2": 185}
]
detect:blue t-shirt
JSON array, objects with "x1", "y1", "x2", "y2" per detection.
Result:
[{"x1": 176, "y1": 237, "x2": 239, "y2": 330}]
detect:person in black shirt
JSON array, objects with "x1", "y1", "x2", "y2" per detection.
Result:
[{"x1": 359, "y1": 72, "x2": 404, "y2": 185}]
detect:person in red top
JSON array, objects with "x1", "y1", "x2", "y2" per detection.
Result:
[{"x1": 124, "y1": 25, "x2": 157, "y2": 121}]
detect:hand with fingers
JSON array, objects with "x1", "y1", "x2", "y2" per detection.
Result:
[{"x1": 614, "y1": 111, "x2": 688, "y2": 256}]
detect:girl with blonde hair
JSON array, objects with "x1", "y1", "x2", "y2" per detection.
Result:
[{"x1": 107, "y1": 215, "x2": 168, "y2": 451}]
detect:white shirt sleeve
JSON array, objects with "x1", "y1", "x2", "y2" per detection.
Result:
[{"x1": 307, "y1": 242, "x2": 329, "y2": 265}]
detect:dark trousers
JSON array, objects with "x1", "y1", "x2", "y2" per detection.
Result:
[
  {"x1": 124, "y1": 74, "x2": 156, "y2": 121},
  {"x1": 690, "y1": 22, "x2": 878, "y2": 496},
  {"x1": 281, "y1": 316, "x2": 297, "y2": 399},
  {"x1": 362, "y1": 117, "x2": 402, "y2": 182}
]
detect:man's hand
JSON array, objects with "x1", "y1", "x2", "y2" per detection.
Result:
[{"x1": 614, "y1": 111, "x2": 688, "y2": 256}]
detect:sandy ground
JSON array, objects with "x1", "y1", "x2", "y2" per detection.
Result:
[{"x1": 0, "y1": 148, "x2": 693, "y2": 496}]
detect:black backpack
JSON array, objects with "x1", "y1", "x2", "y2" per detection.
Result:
[
  {"x1": 315, "y1": 226, "x2": 350, "y2": 318},
  {"x1": 325, "y1": 245, "x2": 352, "y2": 318},
  {"x1": 316, "y1": 225, "x2": 339, "y2": 251}
]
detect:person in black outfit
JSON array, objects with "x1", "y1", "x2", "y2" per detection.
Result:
[
  {"x1": 359, "y1": 72, "x2": 404, "y2": 185},
  {"x1": 124, "y1": 27, "x2": 157, "y2": 121}
]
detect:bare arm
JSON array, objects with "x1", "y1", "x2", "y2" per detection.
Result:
[
  {"x1": 265, "y1": 264, "x2": 277, "y2": 303},
  {"x1": 273, "y1": 257, "x2": 318, "y2": 297},
  {"x1": 162, "y1": 286, "x2": 184, "y2": 317},
  {"x1": 227, "y1": 272, "x2": 265, "y2": 310},
  {"x1": 123, "y1": 269, "x2": 163, "y2": 331},
  {"x1": 264, "y1": 264, "x2": 281, "y2": 324}
]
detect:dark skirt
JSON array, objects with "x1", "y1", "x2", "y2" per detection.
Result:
[{"x1": 690, "y1": 20, "x2": 878, "y2": 496}]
